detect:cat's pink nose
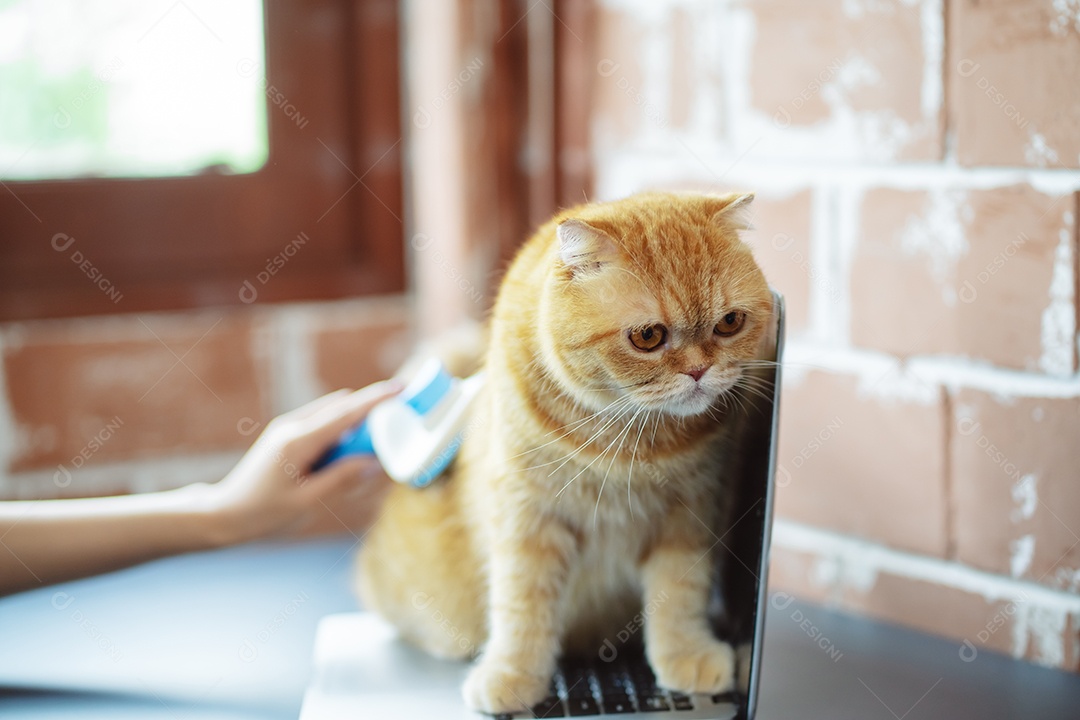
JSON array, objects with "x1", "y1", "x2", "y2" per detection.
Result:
[{"x1": 682, "y1": 365, "x2": 710, "y2": 382}]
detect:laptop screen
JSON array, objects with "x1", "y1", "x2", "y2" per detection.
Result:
[{"x1": 712, "y1": 290, "x2": 784, "y2": 719}]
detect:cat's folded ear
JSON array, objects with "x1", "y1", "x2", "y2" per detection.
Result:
[
  {"x1": 707, "y1": 192, "x2": 755, "y2": 231},
  {"x1": 556, "y1": 219, "x2": 619, "y2": 275}
]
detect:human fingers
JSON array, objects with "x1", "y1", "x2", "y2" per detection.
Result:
[
  {"x1": 300, "y1": 454, "x2": 382, "y2": 496},
  {"x1": 284, "y1": 389, "x2": 352, "y2": 422},
  {"x1": 297, "y1": 381, "x2": 402, "y2": 454}
]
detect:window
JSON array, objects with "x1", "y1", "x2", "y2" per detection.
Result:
[
  {"x1": 0, "y1": 0, "x2": 268, "y2": 179},
  {"x1": 0, "y1": 0, "x2": 403, "y2": 320}
]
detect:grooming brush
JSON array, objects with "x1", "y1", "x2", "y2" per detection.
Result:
[{"x1": 311, "y1": 358, "x2": 484, "y2": 488}]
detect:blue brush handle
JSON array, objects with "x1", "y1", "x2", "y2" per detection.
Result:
[{"x1": 310, "y1": 363, "x2": 453, "y2": 472}]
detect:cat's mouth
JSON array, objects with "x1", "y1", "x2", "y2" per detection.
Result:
[
  {"x1": 648, "y1": 372, "x2": 741, "y2": 417},
  {"x1": 615, "y1": 367, "x2": 744, "y2": 417}
]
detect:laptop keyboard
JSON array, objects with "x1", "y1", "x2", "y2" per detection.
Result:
[{"x1": 493, "y1": 651, "x2": 739, "y2": 719}]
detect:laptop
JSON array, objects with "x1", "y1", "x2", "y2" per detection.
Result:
[{"x1": 300, "y1": 292, "x2": 785, "y2": 720}]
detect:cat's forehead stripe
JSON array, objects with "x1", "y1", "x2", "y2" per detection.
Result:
[{"x1": 563, "y1": 327, "x2": 622, "y2": 350}]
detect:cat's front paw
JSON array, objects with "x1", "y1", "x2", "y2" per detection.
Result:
[
  {"x1": 462, "y1": 657, "x2": 550, "y2": 714},
  {"x1": 651, "y1": 638, "x2": 736, "y2": 695}
]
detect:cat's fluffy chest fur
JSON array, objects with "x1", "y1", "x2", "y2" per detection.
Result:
[
  {"x1": 463, "y1": 377, "x2": 730, "y2": 650},
  {"x1": 357, "y1": 191, "x2": 771, "y2": 715}
]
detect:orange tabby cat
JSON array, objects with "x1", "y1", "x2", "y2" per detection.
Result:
[{"x1": 357, "y1": 191, "x2": 773, "y2": 714}]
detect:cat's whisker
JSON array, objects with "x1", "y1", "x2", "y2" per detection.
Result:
[
  {"x1": 735, "y1": 377, "x2": 773, "y2": 399},
  {"x1": 737, "y1": 387, "x2": 773, "y2": 408},
  {"x1": 737, "y1": 373, "x2": 775, "y2": 387},
  {"x1": 510, "y1": 395, "x2": 632, "y2": 461},
  {"x1": 575, "y1": 378, "x2": 656, "y2": 392},
  {"x1": 546, "y1": 399, "x2": 635, "y2": 481},
  {"x1": 737, "y1": 372, "x2": 775, "y2": 386},
  {"x1": 545, "y1": 394, "x2": 630, "y2": 434},
  {"x1": 734, "y1": 376, "x2": 775, "y2": 405},
  {"x1": 739, "y1": 359, "x2": 832, "y2": 372},
  {"x1": 732, "y1": 386, "x2": 756, "y2": 417},
  {"x1": 718, "y1": 390, "x2": 737, "y2": 416},
  {"x1": 594, "y1": 405, "x2": 644, "y2": 528},
  {"x1": 626, "y1": 409, "x2": 650, "y2": 522},
  {"x1": 555, "y1": 402, "x2": 637, "y2": 498},
  {"x1": 715, "y1": 389, "x2": 733, "y2": 416},
  {"x1": 517, "y1": 396, "x2": 634, "y2": 471}
]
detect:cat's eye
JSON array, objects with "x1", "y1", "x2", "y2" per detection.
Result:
[
  {"x1": 714, "y1": 311, "x2": 746, "y2": 337},
  {"x1": 629, "y1": 324, "x2": 667, "y2": 352}
]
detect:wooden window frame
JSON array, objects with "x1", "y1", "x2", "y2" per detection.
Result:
[
  {"x1": 402, "y1": 0, "x2": 594, "y2": 338},
  {"x1": 0, "y1": 0, "x2": 404, "y2": 322},
  {"x1": 488, "y1": 0, "x2": 595, "y2": 272}
]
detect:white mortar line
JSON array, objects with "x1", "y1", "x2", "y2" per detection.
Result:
[
  {"x1": 249, "y1": 311, "x2": 277, "y2": 423},
  {"x1": 598, "y1": 0, "x2": 701, "y2": 10},
  {"x1": 832, "y1": 184, "x2": 861, "y2": 348},
  {"x1": 0, "y1": 308, "x2": 237, "y2": 347},
  {"x1": 639, "y1": 1, "x2": 671, "y2": 144},
  {"x1": 592, "y1": 147, "x2": 1080, "y2": 195},
  {"x1": 784, "y1": 341, "x2": 1080, "y2": 398},
  {"x1": 0, "y1": 296, "x2": 409, "y2": 347},
  {"x1": 280, "y1": 295, "x2": 412, "y2": 332},
  {"x1": 1040, "y1": 224, "x2": 1078, "y2": 376},
  {"x1": 773, "y1": 519, "x2": 1080, "y2": 612},
  {"x1": 722, "y1": 0, "x2": 754, "y2": 153},
  {"x1": 271, "y1": 307, "x2": 322, "y2": 414},
  {"x1": 918, "y1": 0, "x2": 944, "y2": 125},
  {"x1": 691, "y1": 0, "x2": 724, "y2": 140}
]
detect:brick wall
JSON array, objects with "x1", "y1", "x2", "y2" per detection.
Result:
[
  {"x1": 0, "y1": 297, "x2": 413, "y2": 501},
  {"x1": 592, "y1": 0, "x2": 1080, "y2": 670}
]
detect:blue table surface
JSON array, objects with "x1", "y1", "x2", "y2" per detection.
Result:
[{"x1": 1, "y1": 537, "x2": 1078, "y2": 719}]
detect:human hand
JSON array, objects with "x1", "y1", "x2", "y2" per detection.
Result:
[{"x1": 208, "y1": 381, "x2": 402, "y2": 544}]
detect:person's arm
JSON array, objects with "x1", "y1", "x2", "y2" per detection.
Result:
[{"x1": 0, "y1": 382, "x2": 400, "y2": 597}]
